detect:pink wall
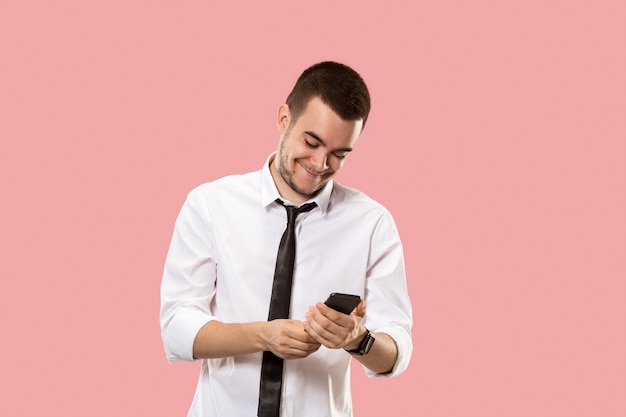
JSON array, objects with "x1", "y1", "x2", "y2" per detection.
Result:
[{"x1": 1, "y1": 1, "x2": 624, "y2": 416}]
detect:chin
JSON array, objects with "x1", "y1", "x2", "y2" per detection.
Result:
[
  {"x1": 302, "y1": 181, "x2": 328, "y2": 197},
  {"x1": 286, "y1": 179, "x2": 316, "y2": 198}
]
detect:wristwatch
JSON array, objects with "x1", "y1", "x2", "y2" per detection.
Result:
[{"x1": 346, "y1": 329, "x2": 375, "y2": 355}]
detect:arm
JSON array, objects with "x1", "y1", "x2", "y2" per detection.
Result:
[
  {"x1": 304, "y1": 211, "x2": 413, "y2": 376},
  {"x1": 192, "y1": 319, "x2": 320, "y2": 360}
]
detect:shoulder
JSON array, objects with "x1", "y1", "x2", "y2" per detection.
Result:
[
  {"x1": 187, "y1": 171, "x2": 261, "y2": 208},
  {"x1": 328, "y1": 182, "x2": 403, "y2": 244},
  {"x1": 330, "y1": 182, "x2": 390, "y2": 215},
  {"x1": 328, "y1": 182, "x2": 397, "y2": 230},
  {"x1": 187, "y1": 170, "x2": 261, "y2": 202}
]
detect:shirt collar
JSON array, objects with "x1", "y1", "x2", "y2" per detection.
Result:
[{"x1": 260, "y1": 153, "x2": 333, "y2": 214}]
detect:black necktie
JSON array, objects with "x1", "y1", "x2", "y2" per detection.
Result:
[{"x1": 258, "y1": 199, "x2": 317, "y2": 417}]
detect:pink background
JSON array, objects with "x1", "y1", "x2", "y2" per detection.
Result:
[{"x1": 1, "y1": 1, "x2": 624, "y2": 416}]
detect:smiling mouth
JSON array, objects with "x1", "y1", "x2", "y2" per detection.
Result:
[{"x1": 298, "y1": 161, "x2": 328, "y2": 178}]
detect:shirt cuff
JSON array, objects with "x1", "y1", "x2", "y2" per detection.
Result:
[{"x1": 163, "y1": 306, "x2": 215, "y2": 363}]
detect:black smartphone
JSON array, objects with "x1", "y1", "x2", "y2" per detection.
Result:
[{"x1": 324, "y1": 292, "x2": 361, "y2": 314}]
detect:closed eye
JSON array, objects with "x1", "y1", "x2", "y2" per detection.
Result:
[
  {"x1": 304, "y1": 131, "x2": 352, "y2": 159},
  {"x1": 304, "y1": 138, "x2": 319, "y2": 148}
]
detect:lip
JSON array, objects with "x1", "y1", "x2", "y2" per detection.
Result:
[{"x1": 297, "y1": 161, "x2": 325, "y2": 178}]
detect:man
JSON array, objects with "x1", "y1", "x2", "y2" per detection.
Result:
[{"x1": 160, "y1": 61, "x2": 413, "y2": 417}]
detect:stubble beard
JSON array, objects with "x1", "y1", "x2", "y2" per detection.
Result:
[{"x1": 277, "y1": 142, "x2": 321, "y2": 200}]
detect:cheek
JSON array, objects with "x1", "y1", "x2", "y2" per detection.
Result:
[
  {"x1": 284, "y1": 146, "x2": 305, "y2": 164},
  {"x1": 296, "y1": 148, "x2": 312, "y2": 160},
  {"x1": 330, "y1": 158, "x2": 346, "y2": 172}
]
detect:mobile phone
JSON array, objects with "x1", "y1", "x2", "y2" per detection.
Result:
[{"x1": 324, "y1": 292, "x2": 361, "y2": 314}]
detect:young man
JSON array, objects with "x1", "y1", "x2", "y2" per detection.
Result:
[{"x1": 160, "y1": 61, "x2": 413, "y2": 417}]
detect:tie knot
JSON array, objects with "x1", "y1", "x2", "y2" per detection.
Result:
[{"x1": 276, "y1": 199, "x2": 317, "y2": 225}]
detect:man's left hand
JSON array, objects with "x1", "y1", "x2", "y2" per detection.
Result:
[{"x1": 303, "y1": 300, "x2": 367, "y2": 350}]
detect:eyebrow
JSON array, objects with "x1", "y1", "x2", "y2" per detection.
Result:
[{"x1": 304, "y1": 131, "x2": 353, "y2": 153}]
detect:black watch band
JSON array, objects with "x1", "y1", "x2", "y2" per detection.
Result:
[{"x1": 346, "y1": 329, "x2": 375, "y2": 355}]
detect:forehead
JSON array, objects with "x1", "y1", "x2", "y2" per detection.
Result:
[{"x1": 293, "y1": 97, "x2": 363, "y2": 143}]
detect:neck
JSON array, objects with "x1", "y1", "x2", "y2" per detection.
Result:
[{"x1": 269, "y1": 156, "x2": 308, "y2": 206}]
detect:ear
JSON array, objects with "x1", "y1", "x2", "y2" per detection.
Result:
[{"x1": 277, "y1": 103, "x2": 291, "y2": 134}]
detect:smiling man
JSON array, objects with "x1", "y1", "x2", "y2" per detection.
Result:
[
  {"x1": 160, "y1": 61, "x2": 413, "y2": 417},
  {"x1": 271, "y1": 96, "x2": 361, "y2": 205}
]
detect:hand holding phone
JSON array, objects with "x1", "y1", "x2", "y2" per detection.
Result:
[{"x1": 324, "y1": 292, "x2": 361, "y2": 315}]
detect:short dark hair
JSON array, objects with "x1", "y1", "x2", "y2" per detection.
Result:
[{"x1": 286, "y1": 61, "x2": 371, "y2": 127}]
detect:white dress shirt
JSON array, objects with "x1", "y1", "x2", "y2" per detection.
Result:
[{"x1": 160, "y1": 155, "x2": 413, "y2": 417}]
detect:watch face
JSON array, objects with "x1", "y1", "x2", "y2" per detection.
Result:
[{"x1": 362, "y1": 332, "x2": 375, "y2": 354}]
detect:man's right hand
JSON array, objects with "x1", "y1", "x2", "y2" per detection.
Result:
[{"x1": 263, "y1": 319, "x2": 321, "y2": 359}]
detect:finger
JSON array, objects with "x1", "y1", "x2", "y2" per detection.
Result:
[
  {"x1": 305, "y1": 308, "x2": 338, "y2": 339},
  {"x1": 279, "y1": 340, "x2": 321, "y2": 359},
  {"x1": 353, "y1": 300, "x2": 366, "y2": 317},
  {"x1": 305, "y1": 325, "x2": 336, "y2": 347},
  {"x1": 305, "y1": 314, "x2": 345, "y2": 347},
  {"x1": 315, "y1": 303, "x2": 353, "y2": 326}
]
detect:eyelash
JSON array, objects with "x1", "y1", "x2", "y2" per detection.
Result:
[{"x1": 304, "y1": 138, "x2": 347, "y2": 159}]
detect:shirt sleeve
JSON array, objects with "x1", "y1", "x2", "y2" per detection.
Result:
[
  {"x1": 362, "y1": 211, "x2": 413, "y2": 378},
  {"x1": 160, "y1": 188, "x2": 217, "y2": 363}
]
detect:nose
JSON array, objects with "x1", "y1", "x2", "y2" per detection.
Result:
[{"x1": 311, "y1": 151, "x2": 329, "y2": 173}]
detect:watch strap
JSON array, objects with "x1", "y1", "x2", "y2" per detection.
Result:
[{"x1": 346, "y1": 329, "x2": 375, "y2": 355}]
